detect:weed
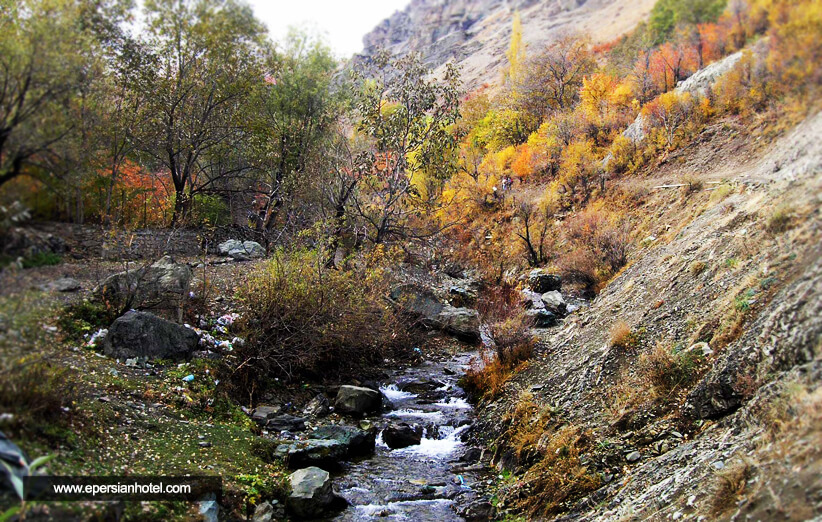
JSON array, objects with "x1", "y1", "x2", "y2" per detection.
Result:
[
  {"x1": 709, "y1": 459, "x2": 756, "y2": 517},
  {"x1": 639, "y1": 343, "x2": 701, "y2": 394},
  {"x1": 690, "y1": 260, "x2": 707, "y2": 276},
  {"x1": 57, "y1": 300, "x2": 117, "y2": 344},
  {"x1": 20, "y1": 252, "x2": 62, "y2": 269},
  {"x1": 725, "y1": 258, "x2": 739, "y2": 269},
  {"x1": 766, "y1": 204, "x2": 795, "y2": 234},
  {"x1": 609, "y1": 321, "x2": 642, "y2": 351}
]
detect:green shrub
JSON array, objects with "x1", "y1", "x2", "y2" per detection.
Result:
[
  {"x1": 57, "y1": 301, "x2": 117, "y2": 343},
  {"x1": 190, "y1": 194, "x2": 230, "y2": 227},
  {"x1": 21, "y1": 252, "x2": 62, "y2": 268}
]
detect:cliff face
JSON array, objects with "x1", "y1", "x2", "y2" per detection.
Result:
[{"x1": 358, "y1": 0, "x2": 656, "y2": 91}]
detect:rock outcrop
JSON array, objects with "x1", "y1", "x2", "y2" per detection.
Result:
[
  {"x1": 93, "y1": 256, "x2": 191, "y2": 322},
  {"x1": 357, "y1": 0, "x2": 656, "y2": 92},
  {"x1": 101, "y1": 310, "x2": 200, "y2": 361}
]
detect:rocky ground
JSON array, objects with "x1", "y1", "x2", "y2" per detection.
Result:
[{"x1": 470, "y1": 111, "x2": 822, "y2": 520}]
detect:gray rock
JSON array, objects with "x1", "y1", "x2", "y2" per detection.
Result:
[
  {"x1": 93, "y1": 256, "x2": 191, "y2": 322},
  {"x1": 626, "y1": 451, "x2": 641, "y2": 462},
  {"x1": 101, "y1": 311, "x2": 199, "y2": 361},
  {"x1": 528, "y1": 269, "x2": 561, "y2": 293},
  {"x1": 219, "y1": 239, "x2": 265, "y2": 260},
  {"x1": 276, "y1": 440, "x2": 347, "y2": 470},
  {"x1": 541, "y1": 291, "x2": 567, "y2": 316},
  {"x1": 266, "y1": 414, "x2": 306, "y2": 432},
  {"x1": 252, "y1": 501, "x2": 274, "y2": 522},
  {"x1": 335, "y1": 385, "x2": 382, "y2": 416},
  {"x1": 311, "y1": 425, "x2": 376, "y2": 457},
  {"x1": 436, "y1": 306, "x2": 481, "y2": 343},
  {"x1": 389, "y1": 284, "x2": 444, "y2": 321},
  {"x1": 520, "y1": 289, "x2": 544, "y2": 309},
  {"x1": 47, "y1": 277, "x2": 82, "y2": 292},
  {"x1": 251, "y1": 406, "x2": 280, "y2": 424},
  {"x1": 287, "y1": 467, "x2": 336, "y2": 519},
  {"x1": 526, "y1": 308, "x2": 558, "y2": 328},
  {"x1": 382, "y1": 423, "x2": 423, "y2": 449},
  {"x1": 303, "y1": 395, "x2": 330, "y2": 417},
  {"x1": 449, "y1": 284, "x2": 477, "y2": 307}
]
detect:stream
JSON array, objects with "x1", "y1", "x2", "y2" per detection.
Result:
[{"x1": 334, "y1": 350, "x2": 487, "y2": 521}]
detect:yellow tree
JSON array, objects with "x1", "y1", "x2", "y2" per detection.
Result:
[{"x1": 505, "y1": 11, "x2": 526, "y2": 91}]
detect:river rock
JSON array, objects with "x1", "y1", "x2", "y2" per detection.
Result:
[
  {"x1": 303, "y1": 394, "x2": 330, "y2": 417},
  {"x1": 311, "y1": 425, "x2": 376, "y2": 457},
  {"x1": 335, "y1": 385, "x2": 382, "y2": 416},
  {"x1": 101, "y1": 311, "x2": 199, "y2": 361},
  {"x1": 528, "y1": 269, "x2": 561, "y2": 293},
  {"x1": 252, "y1": 500, "x2": 284, "y2": 522},
  {"x1": 266, "y1": 414, "x2": 306, "y2": 432},
  {"x1": 93, "y1": 255, "x2": 191, "y2": 322},
  {"x1": 251, "y1": 406, "x2": 280, "y2": 424},
  {"x1": 218, "y1": 239, "x2": 265, "y2": 260},
  {"x1": 276, "y1": 439, "x2": 347, "y2": 470},
  {"x1": 397, "y1": 378, "x2": 444, "y2": 394},
  {"x1": 436, "y1": 306, "x2": 481, "y2": 343},
  {"x1": 382, "y1": 423, "x2": 423, "y2": 449},
  {"x1": 287, "y1": 467, "x2": 337, "y2": 519},
  {"x1": 46, "y1": 277, "x2": 82, "y2": 292},
  {"x1": 541, "y1": 291, "x2": 567, "y2": 316},
  {"x1": 526, "y1": 308, "x2": 558, "y2": 328}
]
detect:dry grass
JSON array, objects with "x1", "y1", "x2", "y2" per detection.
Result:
[
  {"x1": 609, "y1": 321, "x2": 641, "y2": 351},
  {"x1": 766, "y1": 204, "x2": 795, "y2": 234},
  {"x1": 638, "y1": 343, "x2": 701, "y2": 394},
  {"x1": 496, "y1": 392, "x2": 601, "y2": 518},
  {"x1": 690, "y1": 260, "x2": 707, "y2": 276},
  {"x1": 709, "y1": 458, "x2": 757, "y2": 517}
]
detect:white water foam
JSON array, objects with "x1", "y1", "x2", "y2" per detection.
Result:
[
  {"x1": 434, "y1": 397, "x2": 471, "y2": 409},
  {"x1": 380, "y1": 384, "x2": 417, "y2": 402},
  {"x1": 384, "y1": 409, "x2": 444, "y2": 421},
  {"x1": 393, "y1": 425, "x2": 470, "y2": 458}
]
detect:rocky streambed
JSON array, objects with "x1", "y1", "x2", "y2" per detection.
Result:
[
  {"x1": 334, "y1": 351, "x2": 490, "y2": 521},
  {"x1": 261, "y1": 349, "x2": 492, "y2": 521}
]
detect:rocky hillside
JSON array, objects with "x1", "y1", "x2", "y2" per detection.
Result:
[
  {"x1": 471, "y1": 107, "x2": 822, "y2": 519},
  {"x1": 358, "y1": 0, "x2": 655, "y2": 90}
]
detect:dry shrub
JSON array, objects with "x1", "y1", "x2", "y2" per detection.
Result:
[
  {"x1": 690, "y1": 260, "x2": 707, "y2": 276},
  {"x1": 766, "y1": 204, "x2": 795, "y2": 234},
  {"x1": 229, "y1": 248, "x2": 413, "y2": 400},
  {"x1": 463, "y1": 285, "x2": 535, "y2": 399},
  {"x1": 639, "y1": 343, "x2": 701, "y2": 394},
  {"x1": 0, "y1": 358, "x2": 77, "y2": 433},
  {"x1": 682, "y1": 174, "x2": 704, "y2": 195},
  {"x1": 609, "y1": 321, "x2": 640, "y2": 351},
  {"x1": 709, "y1": 459, "x2": 756, "y2": 517},
  {"x1": 510, "y1": 422, "x2": 601, "y2": 517},
  {"x1": 559, "y1": 209, "x2": 631, "y2": 295}
]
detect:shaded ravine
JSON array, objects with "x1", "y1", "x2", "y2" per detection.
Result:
[{"x1": 334, "y1": 351, "x2": 488, "y2": 521}]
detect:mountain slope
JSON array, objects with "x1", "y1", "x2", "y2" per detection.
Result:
[{"x1": 359, "y1": 0, "x2": 655, "y2": 90}]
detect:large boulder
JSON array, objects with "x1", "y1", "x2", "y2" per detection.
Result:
[
  {"x1": 436, "y1": 306, "x2": 481, "y2": 343},
  {"x1": 382, "y1": 423, "x2": 423, "y2": 449},
  {"x1": 287, "y1": 467, "x2": 341, "y2": 519},
  {"x1": 389, "y1": 284, "x2": 444, "y2": 321},
  {"x1": 520, "y1": 289, "x2": 544, "y2": 310},
  {"x1": 94, "y1": 256, "x2": 191, "y2": 322},
  {"x1": 276, "y1": 440, "x2": 347, "y2": 470},
  {"x1": 541, "y1": 291, "x2": 567, "y2": 316},
  {"x1": 528, "y1": 269, "x2": 561, "y2": 293},
  {"x1": 311, "y1": 425, "x2": 376, "y2": 457},
  {"x1": 334, "y1": 385, "x2": 382, "y2": 416},
  {"x1": 101, "y1": 310, "x2": 199, "y2": 361},
  {"x1": 218, "y1": 240, "x2": 265, "y2": 261}
]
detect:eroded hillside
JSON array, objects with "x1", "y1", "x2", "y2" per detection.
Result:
[
  {"x1": 472, "y1": 109, "x2": 822, "y2": 520},
  {"x1": 359, "y1": 0, "x2": 655, "y2": 90}
]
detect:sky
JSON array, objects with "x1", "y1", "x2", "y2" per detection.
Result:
[{"x1": 247, "y1": 0, "x2": 410, "y2": 57}]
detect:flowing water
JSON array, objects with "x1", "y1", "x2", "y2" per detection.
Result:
[{"x1": 334, "y1": 351, "x2": 486, "y2": 521}]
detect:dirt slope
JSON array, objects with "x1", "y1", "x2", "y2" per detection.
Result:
[{"x1": 474, "y1": 111, "x2": 822, "y2": 520}]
